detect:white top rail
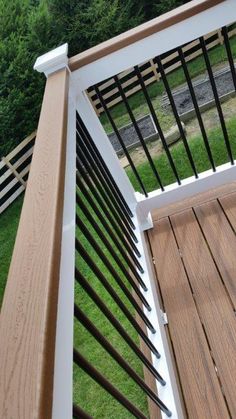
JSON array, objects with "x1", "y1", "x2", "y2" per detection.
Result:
[{"x1": 71, "y1": 0, "x2": 236, "y2": 92}]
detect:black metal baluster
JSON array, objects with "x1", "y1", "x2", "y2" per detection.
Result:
[
  {"x1": 76, "y1": 138, "x2": 137, "y2": 243},
  {"x1": 76, "y1": 145, "x2": 138, "y2": 249},
  {"x1": 76, "y1": 164, "x2": 141, "y2": 269},
  {"x1": 76, "y1": 155, "x2": 139, "y2": 254},
  {"x1": 221, "y1": 26, "x2": 236, "y2": 92},
  {"x1": 74, "y1": 111, "x2": 175, "y2": 417},
  {"x1": 76, "y1": 124, "x2": 135, "y2": 232},
  {"x1": 76, "y1": 189, "x2": 147, "y2": 291},
  {"x1": 177, "y1": 47, "x2": 216, "y2": 171},
  {"x1": 75, "y1": 241, "x2": 160, "y2": 353},
  {"x1": 94, "y1": 85, "x2": 148, "y2": 196},
  {"x1": 73, "y1": 349, "x2": 147, "y2": 419},
  {"x1": 76, "y1": 111, "x2": 133, "y2": 218},
  {"x1": 155, "y1": 55, "x2": 199, "y2": 178},
  {"x1": 75, "y1": 268, "x2": 162, "y2": 375},
  {"x1": 113, "y1": 75, "x2": 164, "y2": 191},
  {"x1": 134, "y1": 65, "x2": 181, "y2": 185},
  {"x1": 73, "y1": 404, "x2": 93, "y2": 419},
  {"x1": 199, "y1": 36, "x2": 234, "y2": 165},
  {"x1": 76, "y1": 214, "x2": 153, "y2": 318},
  {"x1": 77, "y1": 164, "x2": 144, "y2": 273},
  {"x1": 76, "y1": 115, "x2": 135, "y2": 229},
  {"x1": 74, "y1": 304, "x2": 166, "y2": 389},
  {"x1": 76, "y1": 161, "x2": 140, "y2": 258}
]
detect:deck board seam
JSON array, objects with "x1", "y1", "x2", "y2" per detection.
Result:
[
  {"x1": 218, "y1": 196, "x2": 236, "y2": 236},
  {"x1": 192, "y1": 204, "x2": 236, "y2": 312}
]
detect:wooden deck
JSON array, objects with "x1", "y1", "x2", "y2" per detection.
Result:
[{"x1": 148, "y1": 183, "x2": 236, "y2": 419}]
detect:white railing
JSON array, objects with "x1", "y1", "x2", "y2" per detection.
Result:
[{"x1": 51, "y1": 1, "x2": 236, "y2": 418}]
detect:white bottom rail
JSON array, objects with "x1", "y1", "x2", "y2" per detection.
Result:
[{"x1": 136, "y1": 161, "x2": 236, "y2": 231}]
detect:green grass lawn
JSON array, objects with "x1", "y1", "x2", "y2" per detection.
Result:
[
  {"x1": 100, "y1": 35, "x2": 236, "y2": 134},
  {"x1": 127, "y1": 116, "x2": 236, "y2": 193},
  {"x1": 0, "y1": 196, "x2": 23, "y2": 307}
]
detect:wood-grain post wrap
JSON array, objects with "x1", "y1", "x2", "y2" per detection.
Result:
[{"x1": 0, "y1": 68, "x2": 69, "y2": 419}]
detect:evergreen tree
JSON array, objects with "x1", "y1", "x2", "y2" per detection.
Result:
[
  {"x1": 154, "y1": 0, "x2": 190, "y2": 15},
  {"x1": 0, "y1": 0, "x2": 189, "y2": 156}
]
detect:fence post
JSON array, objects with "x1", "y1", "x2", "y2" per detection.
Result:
[
  {"x1": 150, "y1": 58, "x2": 160, "y2": 82},
  {"x1": 218, "y1": 28, "x2": 224, "y2": 44}
]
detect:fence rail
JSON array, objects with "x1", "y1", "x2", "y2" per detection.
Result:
[
  {"x1": 0, "y1": 131, "x2": 36, "y2": 213},
  {"x1": 88, "y1": 25, "x2": 236, "y2": 115}
]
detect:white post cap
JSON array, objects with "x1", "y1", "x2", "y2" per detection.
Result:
[{"x1": 34, "y1": 43, "x2": 68, "y2": 76}]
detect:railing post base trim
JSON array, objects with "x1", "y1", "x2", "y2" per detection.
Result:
[{"x1": 135, "y1": 193, "x2": 154, "y2": 231}]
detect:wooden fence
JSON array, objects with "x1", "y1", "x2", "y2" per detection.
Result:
[
  {"x1": 87, "y1": 25, "x2": 236, "y2": 114},
  {"x1": 0, "y1": 131, "x2": 36, "y2": 214}
]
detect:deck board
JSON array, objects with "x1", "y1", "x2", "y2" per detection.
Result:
[
  {"x1": 195, "y1": 200, "x2": 236, "y2": 308},
  {"x1": 171, "y1": 208, "x2": 236, "y2": 416},
  {"x1": 149, "y1": 219, "x2": 228, "y2": 419},
  {"x1": 148, "y1": 185, "x2": 236, "y2": 418}
]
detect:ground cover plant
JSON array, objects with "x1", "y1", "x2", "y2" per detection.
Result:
[{"x1": 126, "y1": 116, "x2": 236, "y2": 193}]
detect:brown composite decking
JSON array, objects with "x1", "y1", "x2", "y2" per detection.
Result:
[{"x1": 148, "y1": 182, "x2": 236, "y2": 419}]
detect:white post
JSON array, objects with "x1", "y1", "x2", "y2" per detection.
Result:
[
  {"x1": 34, "y1": 44, "x2": 76, "y2": 419},
  {"x1": 76, "y1": 90, "x2": 137, "y2": 209},
  {"x1": 51, "y1": 85, "x2": 76, "y2": 419}
]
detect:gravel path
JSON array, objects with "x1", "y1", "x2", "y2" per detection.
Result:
[
  {"x1": 162, "y1": 66, "x2": 235, "y2": 115},
  {"x1": 108, "y1": 66, "x2": 235, "y2": 154},
  {"x1": 108, "y1": 115, "x2": 156, "y2": 153}
]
